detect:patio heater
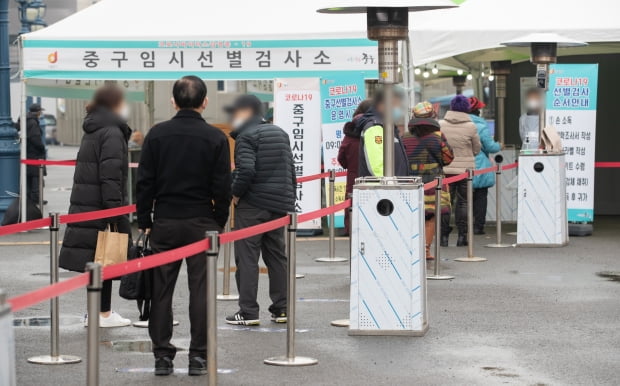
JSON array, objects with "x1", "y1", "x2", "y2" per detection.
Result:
[
  {"x1": 318, "y1": 1, "x2": 456, "y2": 337},
  {"x1": 490, "y1": 60, "x2": 511, "y2": 144},
  {"x1": 502, "y1": 33, "x2": 586, "y2": 247},
  {"x1": 452, "y1": 75, "x2": 467, "y2": 95}
]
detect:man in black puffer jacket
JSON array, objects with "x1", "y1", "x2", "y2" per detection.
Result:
[{"x1": 225, "y1": 95, "x2": 296, "y2": 326}]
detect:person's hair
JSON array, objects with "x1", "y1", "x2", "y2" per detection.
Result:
[
  {"x1": 173, "y1": 75, "x2": 208, "y2": 109},
  {"x1": 409, "y1": 124, "x2": 438, "y2": 137},
  {"x1": 450, "y1": 94, "x2": 471, "y2": 113},
  {"x1": 86, "y1": 84, "x2": 124, "y2": 114},
  {"x1": 354, "y1": 99, "x2": 373, "y2": 116},
  {"x1": 470, "y1": 109, "x2": 481, "y2": 116}
]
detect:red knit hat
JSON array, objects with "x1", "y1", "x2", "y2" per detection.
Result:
[{"x1": 468, "y1": 96, "x2": 486, "y2": 111}]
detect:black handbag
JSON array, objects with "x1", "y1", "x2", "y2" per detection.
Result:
[{"x1": 119, "y1": 233, "x2": 153, "y2": 321}]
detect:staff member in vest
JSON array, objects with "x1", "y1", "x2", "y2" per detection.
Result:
[
  {"x1": 224, "y1": 95, "x2": 296, "y2": 326},
  {"x1": 137, "y1": 76, "x2": 232, "y2": 376},
  {"x1": 358, "y1": 89, "x2": 409, "y2": 177}
]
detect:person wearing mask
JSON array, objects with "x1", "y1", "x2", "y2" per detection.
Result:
[
  {"x1": 469, "y1": 97, "x2": 502, "y2": 235},
  {"x1": 224, "y1": 95, "x2": 296, "y2": 326},
  {"x1": 137, "y1": 76, "x2": 232, "y2": 376},
  {"x1": 403, "y1": 101, "x2": 454, "y2": 260},
  {"x1": 519, "y1": 88, "x2": 542, "y2": 150},
  {"x1": 59, "y1": 85, "x2": 132, "y2": 328},
  {"x1": 439, "y1": 95, "x2": 481, "y2": 247},
  {"x1": 337, "y1": 99, "x2": 373, "y2": 236},
  {"x1": 18, "y1": 103, "x2": 47, "y2": 204},
  {"x1": 358, "y1": 89, "x2": 409, "y2": 177}
]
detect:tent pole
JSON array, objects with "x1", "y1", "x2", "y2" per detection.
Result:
[{"x1": 19, "y1": 53, "x2": 27, "y2": 222}]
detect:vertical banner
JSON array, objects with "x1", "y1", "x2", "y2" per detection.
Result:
[
  {"x1": 274, "y1": 78, "x2": 322, "y2": 230},
  {"x1": 546, "y1": 64, "x2": 598, "y2": 223},
  {"x1": 320, "y1": 75, "x2": 366, "y2": 228}
]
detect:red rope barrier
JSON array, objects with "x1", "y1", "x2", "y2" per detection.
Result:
[
  {"x1": 59, "y1": 205, "x2": 136, "y2": 224},
  {"x1": 0, "y1": 217, "x2": 51, "y2": 236},
  {"x1": 595, "y1": 162, "x2": 620, "y2": 168},
  {"x1": 219, "y1": 216, "x2": 290, "y2": 245},
  {"x1": 103, "y1": 238, "x2": 210, "y2": 280},
  {"x1": 423, "y1": 180, "x2": 438, "y2": 190},
  {"x1": 8, "y1": 272, "x2": 89, "y2": 313},
  {"x1": 443, "y1": 172, "x2": 468, "y2": 185},
  {"x1": 297, "y1": 172, "x2": 330, "y2": 183},
  {"x1": 473, "y1": 166, "x2": 497, "y2": 176},
  {"x1": 21, "y1": 159, "x2": 77, "y2": 166},
  {"x1": 298, "y1": 199, "x2": 351, "y2": 224},
  {"x1": 502, "y1": 162, "x2": 518, "y2": 171}
]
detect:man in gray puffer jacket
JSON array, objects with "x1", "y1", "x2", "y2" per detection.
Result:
[{"x1": 225, "y1": 95, "x2": 296, "y2": 326}]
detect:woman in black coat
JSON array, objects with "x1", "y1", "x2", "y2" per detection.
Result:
[{"x1": 59, "y1": 85, "x2": 133, "y2": 328}]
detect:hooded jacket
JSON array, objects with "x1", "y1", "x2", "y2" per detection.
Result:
[
  {"x1": 59, "y1": 107, "x2": 132, "y2": 272},
  {"x1": 230, "y1": 116, "x2": 296, "y2": 215},
  {"x1": 439, "y1": 111, "x2": 481, "y2": 175},
  {"x1": 21, "y1": 112, "x2": 46, "y2": 176},
  {"x1": 357, "y1": 109, "x2": 409, "y2": 178},
  {"x1": 470, "y1": 114, "x2": 501, "y2": 189},
  {"x1": 337, "y1": 115, "x2": 364, "y2": 196}
]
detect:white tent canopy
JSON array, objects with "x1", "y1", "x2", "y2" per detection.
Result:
[{"x1": 408, "y1": 0, "x2": 620, "y2": 66}]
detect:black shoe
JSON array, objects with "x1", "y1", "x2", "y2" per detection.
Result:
[
  {"x1": 456, "y1": 234, "x2": 468, "y2": 247},
  {"x1": 271, "y1": 311, "x2": 287, "y2": 323},
  {"x1": 188, "y1": 357, "x2": 207, "y2": 376},
  {"x1": 225, "y1": 312, "x2": 260, "y2": 326},
  {"x1": 474, "y1": 228, "x2": 485, "y2": 235},
  {"x1": 440, "y1": 235, "x2": 449, "y2": 247},
  {"x1": 154, "y1": 357, "x2": 173, "y2": 376}
]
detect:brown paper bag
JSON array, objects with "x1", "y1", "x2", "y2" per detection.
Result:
[
  {"x1": 94, "y1": 224, "x2": 128, "y2": 267},
  {"x1": 541, "y1": 125, "x2": 563, "y2": 153}
]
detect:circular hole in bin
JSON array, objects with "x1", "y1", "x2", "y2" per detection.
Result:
[
  {"x1": 376, "y1": 199, "x2": 394, "y2": 217},
  {"x1": 494, "y1": 154, "x2": 504, "y2": 163},
  {"x1": 533, "y1": 162, "x2": 545, "y2": 173}
]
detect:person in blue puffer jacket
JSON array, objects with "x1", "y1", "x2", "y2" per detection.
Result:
[{"x1": 469, "y1": 97, "x2": 502, "y2": 235}]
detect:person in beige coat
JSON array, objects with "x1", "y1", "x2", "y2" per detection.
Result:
[{"x1": 439, "y1": 95, "x2": 481, "y2": 247}]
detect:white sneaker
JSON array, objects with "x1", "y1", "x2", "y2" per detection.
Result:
[{"x1": 84, "y1": 311, "x2": 131, "y2": 328}]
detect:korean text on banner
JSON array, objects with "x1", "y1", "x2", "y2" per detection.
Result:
[
  {"x1": 274, "y1": 78, "x2": 322, "y2": 230},
  {"x1": 546, "y1": 64, "x2": 598, "y2": 223},
  {"x1": 320, "y1": 75, "x2": 366, "y2": 228}
]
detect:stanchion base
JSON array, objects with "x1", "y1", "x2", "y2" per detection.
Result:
[
  {"x1": 330, "y1": 319, "x2": 350, "y2": 327},
  {"x1": 264, "y1": 355, "x2": 318, "y2": 367},
  {"x1": 296, "y1": 273, "x2": 305, "y2": 279},
  {"x1": 427, "y1": 275, "x2": 455, "y2": 280},
  {"x1": 454, "y1": 257, "x2": 487, "y2": 262},
  {"x1": 27, "y1": 354, "x2": 82, "y2": 365},
  {"x1": 217, "y1": 294, "x2": 240, "y2": 301},
  {"x1": 314, "y1": 257, "x2": 348, "y2": 263},
  {"x1": 485, "y1": 243, "x2": 514, "y2": 248},
  {"x1": 133, "y1": 320, "x2": 179, "y2": 328}
]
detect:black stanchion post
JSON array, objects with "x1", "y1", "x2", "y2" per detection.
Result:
[
  {"x1": 455, "y1": 170, "x2": 487, "y2": 262},
  {"x1": 316, "y1": 170, "x2": 347, "y2": 263},
  {"x1": 205, "y1": 231, "x2": 219, "y2": 385},
  {"x1": 28, "y1": 213, "x2": 81, "y2": 365},
  {"x1": 264, "y1": 213, "x2": 318, "y2": 366},
  {"x1": 86, "y1": 263, "x2": 102, "y2": 386},
  {"x1": 486, "y1": 164, "x2": 513, "y2": 248},
  {"x1": 217, "y1": 218, "x2": 238, "y2": 301},
  {"x1": 428, "y1": 176, "x2": 455, "y2": 280}
]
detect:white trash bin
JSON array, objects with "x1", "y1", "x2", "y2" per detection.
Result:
[
  {"x1": 349, "y1": 177, "x2": 428, "y2": 336},
  {"x1": 517, "y1": 152, "x2": 569, "y2": 247}
]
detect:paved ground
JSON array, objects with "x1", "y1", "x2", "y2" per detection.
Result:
[{"x1": 1, "y1": 146, "x2": 619, "y2": 385}]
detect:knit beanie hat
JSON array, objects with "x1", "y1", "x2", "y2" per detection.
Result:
[
  {"x1": 413, "y1": 101, "x2": 436, "y2": 118},
  {"x1": 450, "y1": 94, "x2": 471, "y2": 113}
]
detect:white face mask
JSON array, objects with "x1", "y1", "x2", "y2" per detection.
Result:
[
  {"x1": 526, "y1": 99, "x2": 541, "y2": 111},
  {"x1": 232, "y1": 117, "x2": 246, "y2": 130},
  {"x1": 119, "y1": 104, "x2": 131, "y2": 120}
]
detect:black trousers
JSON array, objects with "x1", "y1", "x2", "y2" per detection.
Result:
[
  {"x1": 441, "y1": 178, "x2": 468, "y2": 236},
  {"x1": 473, "y1": 187, "x2": 489, "y2": 231},
  {"x1": 149, "y1": 217, "x2": 221, "y2": 360},
  {"x1": 101, "y1": 280, "x2": 112, "y2": 313},
  {"x1": 234, "y1": 200, "x2": 287, "y2": 319},
  {"x1": 26, "y1": 174, "x2": 40, "y2": 203}
]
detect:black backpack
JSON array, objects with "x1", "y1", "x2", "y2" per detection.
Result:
[{"x1": 119, "y1": 233, "x2": 153, "y2": 321}]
